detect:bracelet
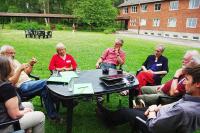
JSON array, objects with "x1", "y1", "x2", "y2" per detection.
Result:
[{"x1": 173, "y1": 77, "x2": 179, "y2": 79}]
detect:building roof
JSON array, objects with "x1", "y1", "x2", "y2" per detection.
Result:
[
  {"x1": 0, "y1": 12, "x2": 75, "y2": 19},
  {"x1": 116, "y1": 16, "x2": 130, "y2": 20},
  {"x1": 118, "y1": 0, "x2": 164, "y2": 7}
]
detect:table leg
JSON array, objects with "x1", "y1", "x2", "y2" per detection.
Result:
[
  {"x1": 66, "y1": 99, "x2": 74, "y2": 133},
  {"x1": 129, "y1": 87, "x2": 139, "y2": 108},
  {"x1": 129, "y1": 89, "x2": 133, "y2": 108}
]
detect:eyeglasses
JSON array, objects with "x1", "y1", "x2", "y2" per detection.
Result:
[{"x1": 6, "y1": 52, "x2": 16, "y2": 55}]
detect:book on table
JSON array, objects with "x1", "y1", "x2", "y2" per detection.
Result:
[
  {"x1": 73, "y1": 83, "x2": 94, "y2": 95},
  {"x1": 47, "y1": 71, "x2": 78, "y2": 83}
]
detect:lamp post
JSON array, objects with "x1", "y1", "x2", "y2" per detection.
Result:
[{"x1": 138, "y1": 2, "x2": 141, "y2": 34}]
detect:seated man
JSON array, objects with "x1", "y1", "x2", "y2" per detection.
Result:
[
  {"x1": 137, "y1": 45, "x2": 168, "y2": 89},
  {"x1": 97, "y1": 64, "x2": 200, "y2": 133},
  {"x1": 96, "y1": 38, "x2": 125, "y2": 70},
  {"x1": 0, "y1": 45, "x2": 59, "y2": 120},
  {"x1": 136, "y1": 50, "x2": 200, "y2": 107},
  {"x1": 49, "y1": 42, "x2": 77, "y2": 72}
]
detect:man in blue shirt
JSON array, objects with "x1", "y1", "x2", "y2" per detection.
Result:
[{"x1": 97, "y1": 64, "x2": 200, "y2": 133}]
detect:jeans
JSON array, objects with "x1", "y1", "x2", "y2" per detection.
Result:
[
  {"x1": 100, "y1": 62, "x2": 116, "y2": 70},
  {"x1": 20, "y1": 80, "x2": 58, "y2": 118}
]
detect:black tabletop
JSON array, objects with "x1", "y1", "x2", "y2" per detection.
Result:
[{"x1": 47, "y1": 69, "x2": 138, "y2": 99}]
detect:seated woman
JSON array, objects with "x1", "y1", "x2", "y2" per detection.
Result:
[
  {"x1": 48, "y1": 42, "x2": 77, "y2": 72},
  {"x1": 0, "y1": 56, "x2": 45, "y2": 133},
  {"x1": 137, "y1": 45, "x2": 168, "y2": 89},
  {"x1": 121, "y1": 45, "x2": 168, "y2": 96}
]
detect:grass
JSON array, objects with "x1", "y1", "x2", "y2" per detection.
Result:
[{"x1": 0, "y1": 29, "x2": 200, "y2": 133}]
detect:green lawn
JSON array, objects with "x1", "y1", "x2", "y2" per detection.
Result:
[{"x1": 0, "y1": 30, "x2": 200, "y2": 133}]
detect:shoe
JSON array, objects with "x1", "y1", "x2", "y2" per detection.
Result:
[
  {"x1": 49, "y1": 116, "x2": 64, "y2": 123},
  {"x1": 139, "y1": 99, "x2": 146, "y2": 108},
  {"x1": 133, "y1": 100, "x2": 137, "y2": 108}
]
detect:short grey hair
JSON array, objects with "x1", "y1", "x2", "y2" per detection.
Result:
[
  {"x1": 156, "y1": 44, "x2": 165, "y2": 52},
  {"x1": 56, "y1": 43, "x2": 66, "y2": 50},
  {"x1": 0, "y1": 45, "x2": 15, "y2": 55},
  {"x1": 185, "y1": 50, "x2": 200, "y2": 67},
  {"x1": 115, "y1": 38, "x2": 124, "y2": 45}
]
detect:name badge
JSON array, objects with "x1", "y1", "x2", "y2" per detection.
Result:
[
  {"x1": 66, "y1": 60, "x2": 71, "y2": 63},
  {"x1": 156, "y1": 63, "x2": 162, "y2": 66}
]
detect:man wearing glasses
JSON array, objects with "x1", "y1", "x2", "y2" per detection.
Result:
[
  {"x1": 96, "y1": 38, "x2": 125, "y2": 70},
  {"x1": 135, "y1": 50, "x2": 200, "y2": 107}
]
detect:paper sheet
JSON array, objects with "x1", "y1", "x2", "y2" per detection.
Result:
[{"x1": 73, "y1": 83, "x2": 94, "y2": 94}]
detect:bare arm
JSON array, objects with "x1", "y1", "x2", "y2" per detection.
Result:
[
  {"x1": 116, "y1": 55, "x2": 124, "y2": 65},
  {"x1": 5, "y1": 97, "x2": 32, "y2": 119},
  {"x1": 56, "y1": 66, "x2": 73, "y2": 71},
  {"x1": 24, "y1": 58, "x2": 37, "y2": 75},
  {"x1": 141, "y1": 66, "x2": 147, "y2": 71},
  {"x1": 9, "y1": 64, "x2": 27, "y2": 85},
  {"x1": 169, "y1": 68, "x2": 183, "y2": 96},
  {"x1": 96, "y1": 58, "x2": 103, "y2": 69},
  {"x1": 152, "y1": 71, "x2": 168, "y2": 75}
]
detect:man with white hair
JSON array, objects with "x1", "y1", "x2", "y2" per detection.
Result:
[
  {"x1": 0, "y1": 45, "x2": 59, "y2": 120},
  {"x1": 48, "y1": 42, "x2": 77, "y2": 71},
  {"x1": 96, "y1": 38, "x2": 126, "y2": 70},
  {"x1": 136, "y1": 50, "x2": 200, "y2": 107}
]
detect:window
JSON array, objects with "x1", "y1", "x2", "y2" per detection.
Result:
[
  {"x1": 130, "y1": 19, "x2": 136, "y2": 26},
  {"x1": 141, "y1": 4, "x2": 147, "y2": 12},
  {"x1": 140, "y1": 19, "x2": 147, "y2": 26},
  {"x1": 153, "y1": 18, "x2": 160, "y2": 27},
  {"x1": 189, "y1": 0, "x2": 200, "y2": 9},
  {"x1": 155, "y1": 3, "x2": 161, "y2": 11},
  {"x1": 170, "y1": 1, "x2": 179, "y2": 10},
  {"x1": 168, "y1": 18, "x2": 177, "y2": 27},
  {"x1": 186, "y1": 18, "x2": 198, "y2": 28},
  {"x1": 131, "y1": 6, "x2": 137, "y2": 13},
  {"x1": 123, "y1": 7, "x2": 128, "y2": 14}
]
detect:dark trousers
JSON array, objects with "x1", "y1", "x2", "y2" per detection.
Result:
[{"x1": 97, "y1": 102, "x2": 149, "y2": 132}]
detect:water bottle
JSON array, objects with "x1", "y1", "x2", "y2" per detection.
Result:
[{"x1": 68, "y1": 78, "x2": 74, "y2": 92}]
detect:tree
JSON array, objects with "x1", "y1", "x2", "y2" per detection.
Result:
[{"x1": 73, "y1": 0, "x2": 117, "y2": 29}]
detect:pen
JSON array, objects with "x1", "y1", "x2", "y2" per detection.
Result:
[{"x1": 78, "y1": 86, "x2": 88, "y2": 89}]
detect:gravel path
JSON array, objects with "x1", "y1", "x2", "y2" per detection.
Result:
[{"x1": 115, "y1": 31, "x2": 200, "y2": 48}]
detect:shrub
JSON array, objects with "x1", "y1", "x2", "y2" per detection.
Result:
[
  {"x1": 103, "y1": 28, "x2": 116, "y2": 34},
  {"x1": 55, "y1": 24, "x2": 65, "y2": 30},
  {"x1": 9, "y1": 22, "x2": 43, "y2": 30}
]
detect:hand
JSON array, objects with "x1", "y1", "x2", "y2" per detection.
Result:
[
  {"x1": 114, "y1": 48, "x2": 120, "y2": 55},
  {"x1": 23, "y1": 107, "x2": 33, "y2": 114},
  {"x1": 147, "y1": 70, "x2": 154, "y2": 74},
  {"x1": 144, "y1": 105, "x2": 161, "y2": 116},
  {"x1": 19, "y1": 63, "x2": 29, "y2": 71},
  {"x1": 29, "y1": 57, "x2": 37, "y2": 66},
  {"x1": 96, "y1": 63, "x2": 100, "y2": 69}
]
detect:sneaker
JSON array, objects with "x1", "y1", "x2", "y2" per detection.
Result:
[
  {"x1": 133, "y1": 100, "x2": 137, "y2": 108},
  {"x1": 139, "y1": 99, "x2": 146, "y2": 108}
]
